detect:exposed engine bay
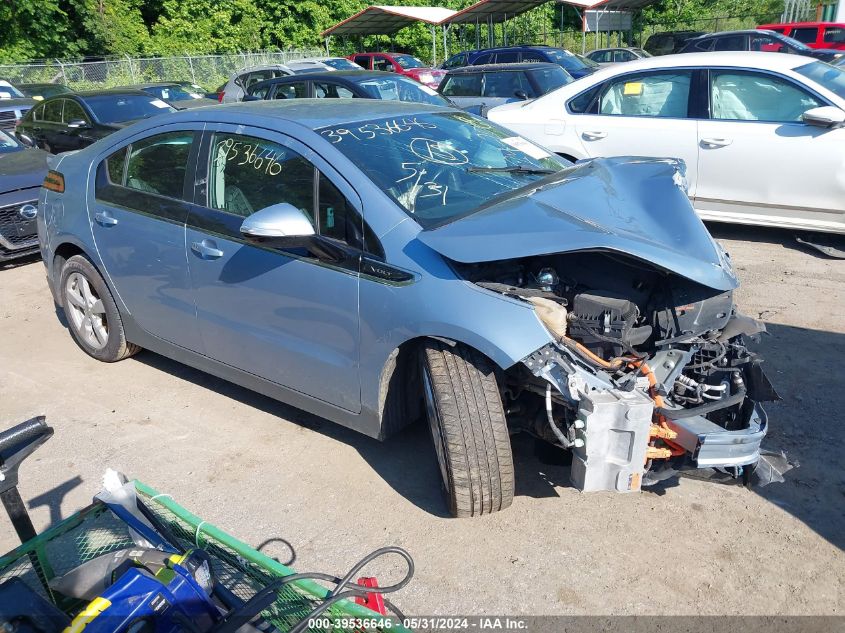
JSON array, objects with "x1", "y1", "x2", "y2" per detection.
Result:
[{"x1": 457, "y1": 250, "x2": 779, "y2": 492}]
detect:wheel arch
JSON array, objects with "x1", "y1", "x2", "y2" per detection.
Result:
[{"x1": 51, "y1": 240, "x2": 92, "y2": 307}]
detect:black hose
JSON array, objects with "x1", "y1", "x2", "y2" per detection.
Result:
[
  {"x1": 657, "y1": 386, "x2": 746, "y2": 420},
  {"x1": 212, "y1": 546, "x2": 414, "y2": 633}
]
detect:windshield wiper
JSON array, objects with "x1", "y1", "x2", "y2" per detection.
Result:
[{"x1": 467, "y1": 165, "x2": 557, "y2": 175}]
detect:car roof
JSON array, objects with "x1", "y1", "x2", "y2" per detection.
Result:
[
  {"x1": 760, "y1": 21, "x2": 842, "y2": 27},
  {"x1": 66, "y1": 88, "x2": 154, "y2": 98},
  {"x1": 578, "y1": 50, "x2": 819, "y2": 76},
  {"x1": 589, "y1": 47, "x2": 640, "y2": 53},
  {"x1": 18, "y1": 82, "x2": 67, "y2": 88},
  {"x1": 689, "y1": 29, "x2": 779, "y2": 39},
  {"x1": 250, "y1": 70, "x2": 403, "y2": 85},
  {"x1": 447, "y1": 62, "x2": 561, "y2": 73},
  {"x1": 155, "y1": 98, "x2": 449, "y2": 131}
]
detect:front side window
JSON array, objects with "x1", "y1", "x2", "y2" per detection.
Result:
[
  {"x1": 314, "y1": 81, "x2": 355, "y2": 99},
  {"x1": 473, "y1": 52, "x2": 494, "y2": 65},
  {"x1": 710, "y1": 70, "x2": 822, "y2": 122},
  {"x1": 482, "y1": 71, "x2": 532, "y2": 98},
  {"x1": 613, "y1": 50, "x2": 634, "y2": 62},
  {"x1": 272, "y1": 82, "x2": 308, "y2": 99},
  {"x1": 125, "y1": 132, "x2": 193, "y2": 198},
  {"x1": 43, "y1": 99, "x2": 64, "y2": 122},
  {"x1": 589, "y1": 51, "x2": 611, "y2": 63},
  {"x1": 751, "y1": 33, "x2": 785, "y2": 52},
  {"x1": 442, "y1": 54, "x2": 466, "y2": 69},
  {"x1": 440, "y1": 73, "x2": 482, "y2": 97},
  {"x1": 0, "y1": 129, "x2": 23, "y2": 154},
  {"x1": 598, "y1": 71, "x2": 691, "y2": 118},
  {"x1": 353, "y1": 56, "x2": 371, "y2": 68},
  {"x1": 692, "y1": 38, "x2": 715, "y2": 51},
  {"x1": 30, "y1": 103, "x2": 45, "y2": 122},
  {"x1": 105, "y1": 147, "x2": 127, "y2": 185},
  {"x1": 791, "y1": 27, "x2": 818, "y2": 44},
  {"x1": 527, "y1": 66, "x2": 572, "y2": 94},
  {"x1": 208, "y1": 132, "x2": 376, "y2": 252},
  {"x1": 373, "y1": 56, "x2": 395, "y2": 72},
  {"x1": 318, "y1": 112, "x2": 569, "y2": 228},
  {"x1": 62, "y1": 100, "x2": 88, "y2": 124}
]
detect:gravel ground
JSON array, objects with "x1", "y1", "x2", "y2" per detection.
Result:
[{"x1": 0, "y1": 224, "x2": 843, "y2": 616}]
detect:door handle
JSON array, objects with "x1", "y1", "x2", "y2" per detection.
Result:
[
  {"x1": 191, "y1": 239, "x2": 224, "y2": 259},
  {"x1": 700, "y1": 137, "x2": 732, "y2": 148},
  {"x1": 94, "y1": 211, "x2": 118, "y2": 227},
  {"x1": 581, "y1": 130, "x2": 607, "y2": 141}
]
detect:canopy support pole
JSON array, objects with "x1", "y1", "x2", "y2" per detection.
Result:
[{"x1": 430, "y1": 24, "x2": 437, "y2": 65}]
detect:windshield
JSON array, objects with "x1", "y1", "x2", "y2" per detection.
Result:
[
  {"x1": 543, "y1": 49, "x2": 598, "y2": 71},
  {"x1": 317, "y1": 111, "x2": 569, "y2": 228},
  {"x1": 85, "y1": 94, "x2": 176, "y2": 123},
  {"x1": 144, "y1": 85, "x2": 196, "y2": 102},
  {"x1": 0, "y1": 82, "x2": 24, "y2": 99},
  {"x1": 323, "y1": 58, "x2": 360, "y2": 70},
  {"x1": 795, "y1": 60, "x2": 845, "y2": 99},
  {"x1": 632, "y1": 48, "x2": 652, "y2": 57},
  {"x1": 21, "y1": 84, "x2": 71, "y2": 99},
  {"x1": 771, "y1": 32, "x2": 813, "y2": 52},
  {"x1": 394, "y1": 54, "x2": 425, "y2": 69},
  {"x1": 527, "y1": 66, "x2": 573, "y2": 94},
  {"x1": 0, "y1": 129, "x2": 23, "y2": 153},
  {"x1": 354, "y1": 76, "x2": 450, "y2": 106}
]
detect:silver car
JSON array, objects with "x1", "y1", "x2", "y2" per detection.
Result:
[{"x1": 220, "y1": 64, "x2": 294, "y2": 103}]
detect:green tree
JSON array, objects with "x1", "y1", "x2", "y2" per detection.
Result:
[
  {"x1": 148, "y1": 0, "x2": 264, "y2": 54},
  {"x1": 0, "y1": 0, "x2": 77, "y2": 62}
]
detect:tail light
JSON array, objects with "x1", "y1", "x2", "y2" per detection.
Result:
[
  {"x1": 218, "y1": 91, "x2": 225, "y2": 103},
  {"x1": 42, "y1": 171, "x2": 65, "y2": 193}
]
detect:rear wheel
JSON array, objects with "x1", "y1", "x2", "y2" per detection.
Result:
[
  {"x1": 60, "y1": 255, "x2": 140, "y2": 362},
  {"x1": 420, "y1": 340, "x2": 514, "y2": 517}
]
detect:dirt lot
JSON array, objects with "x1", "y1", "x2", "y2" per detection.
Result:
[{"x1": 1, "y1": 224, "x2": 843, "y2": 616}]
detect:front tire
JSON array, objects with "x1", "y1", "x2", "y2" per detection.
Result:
[
  {"x1": 60, "y1": 255, "x2": 140, "y2": 362},
  {"x1": 421, "y1": 340, "x2": 514, "y2": 517}
]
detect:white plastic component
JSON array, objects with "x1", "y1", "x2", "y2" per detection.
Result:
[{"x1": 570, "y1": 389, "x2": 654, "y2": 493}]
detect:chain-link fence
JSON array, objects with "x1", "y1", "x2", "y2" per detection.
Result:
[
  {"x1": 447, "y1": 12, "x2": 784, "y2": 57},
  {"x1": 0, "y1": 49, "x2": 323, "y2": 91}
]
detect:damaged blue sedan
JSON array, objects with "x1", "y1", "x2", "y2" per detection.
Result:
[{"x1": 37, "y1": 100, "x2": 776, "y2": 517}]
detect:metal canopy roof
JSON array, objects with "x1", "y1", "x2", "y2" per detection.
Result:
[
  {"x1": 443, "y1": 0, "x2": 549, "y2": 25},
  {"x1": 322, "y1": 5, "x2": 457, "y2": 37},
  {"x1": 558, "y1": 0, "x2": 662, "y2": 10}
]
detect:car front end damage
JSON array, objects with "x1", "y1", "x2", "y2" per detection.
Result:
[
  {"x1": 419, "y1": 156, "x2": 779, "y2": 492},
  {"x1": 461, "y1": 249, "x2": 777, "y2": 492}
]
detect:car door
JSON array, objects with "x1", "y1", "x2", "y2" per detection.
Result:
[
  {"x1": 695, "y1": 68, "x2": 844, "y2": 230},
  {"x1": 568, "y1": 69, "x2": 701, "y2": 196},
  {"x1": 90, "y1": 125, "x2": 203, "y2": 351},
  {"x1": 185, "y1": 126, "x2": 364, "y2": 412}
]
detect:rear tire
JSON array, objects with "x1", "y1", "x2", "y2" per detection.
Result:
[
  {"x1": 59, "y1": 255, "x2": 140, "y2": 362},
  {"x1": 420, "y1": 340, "x2": 514, "y2": 517}
]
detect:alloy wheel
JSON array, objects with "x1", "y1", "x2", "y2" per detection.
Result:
[{"x1": 64, "y1": 272, "x2": 109, "y2": 350}]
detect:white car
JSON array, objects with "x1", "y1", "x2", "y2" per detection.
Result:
[
  {"x1": 220, "y1": 65, "x2": 294, "y2": 103},
  {"x1": 488, "y1": 51, "x2": 845, "y2": 235}
]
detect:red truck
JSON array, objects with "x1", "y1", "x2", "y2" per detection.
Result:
[
  {"x1": 758, "y1": 21, "x2": 845, "y2": 50},
  {"x1": 348, "y1": 52, "x2": 446, "y2": 89}
]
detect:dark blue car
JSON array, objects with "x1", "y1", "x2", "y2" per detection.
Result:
[{"x1": 441, "y1": 45, "x2": 600, "y2": 79}]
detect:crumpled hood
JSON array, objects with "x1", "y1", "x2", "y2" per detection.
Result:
[
  {"x1": 417, "y1": 157, "x2": 738, "y2": 291},
  {"x1": 0, "y1": 148, "x2": 49, "y2": 193}
]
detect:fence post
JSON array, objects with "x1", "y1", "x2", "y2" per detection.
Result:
[
  {"x1": 124, "y1": 54, "x2": 136, "y2": 82},
  {"x1": 56, "y1": 59, "x2": 67, "y2": 84},
  {"x1": 187, "y1": 54, "x2": 196, "y2": 83}
]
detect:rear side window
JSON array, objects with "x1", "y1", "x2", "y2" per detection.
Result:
[
  {"x1": 715, "y1": 35, "x2": 747, "y2": 51},
  {"x1": 598, "y1": 71, "x2": 692, "y2": 118},
  {"x1": 373, "y1": 56, "x2": 394, "y2": 72},
  {"x1": 824, "y1": 27, "x2": 845, "y2": 44},
  {"x1": 567, "y1": 83, "x2": 603, "y2": 113},
  {"x1": 692, "y1": 39, "x2": 715, "y2": 51},
  {"x1": 496, "y1": 51, "x2": 520, "y2": 63},
  {"x1": 791, "y1": 27, "x2": 818, "y2": 44},
  {"x1": 126, "y1": 132, "x2": 194, "y2": 199},
  {"x1": 613, "y1": 50, "x2": 634, "y2": 62},
  {"x1": 473, "y1": 52, "x2": 494, "y2": 65},
  {"x1": 440, "y1": 74, "x2": 482, "y2": 97}
]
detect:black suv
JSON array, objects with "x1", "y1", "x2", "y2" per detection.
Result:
[{"x1": 643, "y1": 31, "x2": 706, "y2": 55}]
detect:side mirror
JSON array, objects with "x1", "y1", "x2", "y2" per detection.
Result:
[
  {"x1": 239, "y1": 203, "x2": 346, "y2": 263},
  {"x1": 802, "y1": 106, "x2": 845, "y2": 128},
  {"x1": 66, "y1": 119, "x2": 89, "y2": 129},
  {"x1": 514, "y1": 89, "x2": 529, "y2": 100}
]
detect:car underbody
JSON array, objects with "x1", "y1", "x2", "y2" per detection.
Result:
[{"x1": 458, "y1": 249, "x2": 779, "y2": 492}]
